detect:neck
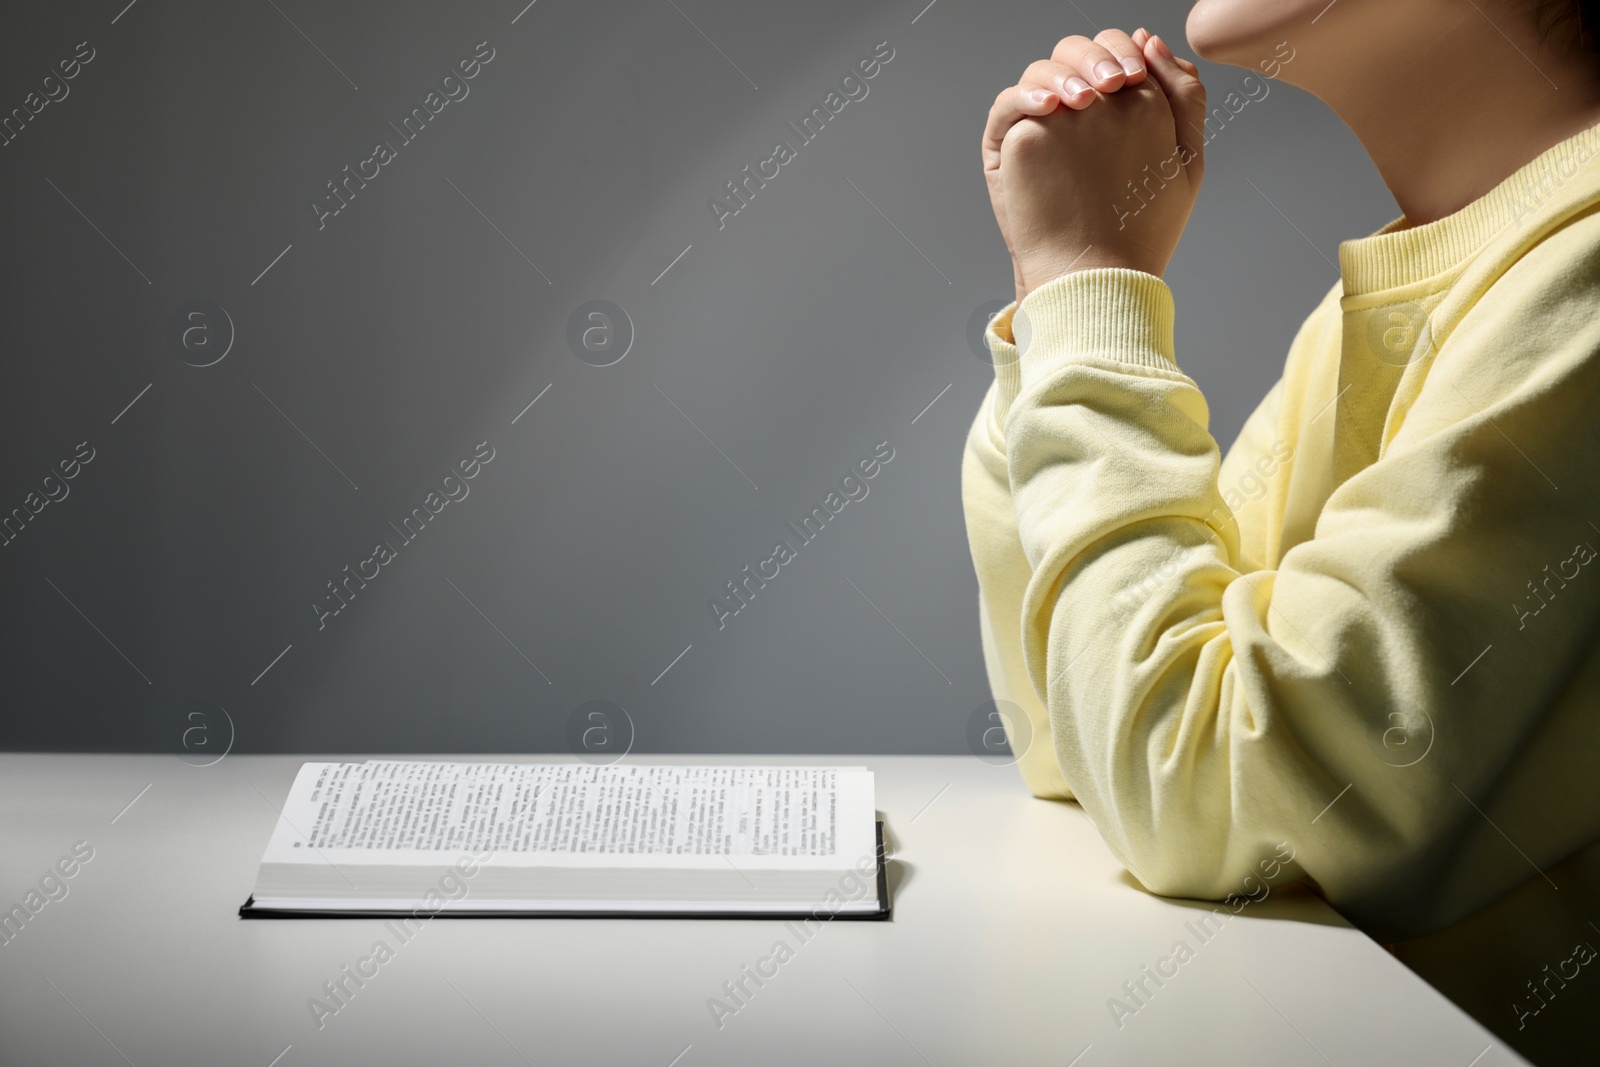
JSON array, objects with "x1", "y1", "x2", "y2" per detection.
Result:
[{"x1": 1290, "y1": 14, "x2": 1600, "y2": 225}]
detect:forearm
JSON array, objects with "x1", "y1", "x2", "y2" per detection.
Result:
[
  {"x1": 962, "y1": 371, "x2": 1074, "y2": 801},
  {"x1": 1001, "y1": 262, "x2": 1600, "y2": 911}
]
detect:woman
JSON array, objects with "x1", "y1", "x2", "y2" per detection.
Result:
[{"x1": 965, "y1": 2, "x2": 1600, "y2": 1061}]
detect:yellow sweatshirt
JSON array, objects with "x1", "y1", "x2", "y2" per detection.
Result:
[{"x1": 962, "y1": 122, "x2": 1600, "y2": 950}]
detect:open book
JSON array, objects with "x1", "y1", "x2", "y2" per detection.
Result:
[{"x1": 240, "y1": 761, "x2": 888, "y2": 919}]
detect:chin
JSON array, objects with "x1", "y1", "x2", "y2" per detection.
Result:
[{"x1": 1186, "y1": 0, "x2": 1323, "y2": 65}]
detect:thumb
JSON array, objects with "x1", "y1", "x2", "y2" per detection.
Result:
[{"x1": 1144, "y1": 34, "x2": 1207, "y2": 185}]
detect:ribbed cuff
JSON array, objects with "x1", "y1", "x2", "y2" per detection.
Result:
[
  {"x1": 984, "y1": 300, "x2": 1023, "y2": 422},
  {"x1": 1012, "y1": 269, "x2": 1177, "y2": 395}
]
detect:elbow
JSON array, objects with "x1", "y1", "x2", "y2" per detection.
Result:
[
  {"x1": 1116, "y1": 844, "x2": 1221, "y2": 901},
  {"x1": 1092, "y1": 799, "x2": 1244, "y2": 903}
]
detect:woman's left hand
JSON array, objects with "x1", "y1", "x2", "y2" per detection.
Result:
[{"x1": 997, "y1": 33, "x2": 1208, "y2": 297}]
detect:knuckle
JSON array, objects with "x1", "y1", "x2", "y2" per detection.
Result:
[{"x1": 1003, "y1": 117, "x2": 1052, "y2": 155}]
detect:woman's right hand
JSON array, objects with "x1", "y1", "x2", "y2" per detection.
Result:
[{"x1": 981, "y1": 28, "x2": 1153, "y2": 304}]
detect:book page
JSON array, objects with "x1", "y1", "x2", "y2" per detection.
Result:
[{"x1": 263, "y1": 761, "x2": 875, "y2": 869}]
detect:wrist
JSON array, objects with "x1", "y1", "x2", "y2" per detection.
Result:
[{"x1": 1017, "y1": 247, "x2": 1165, "y2": 301}]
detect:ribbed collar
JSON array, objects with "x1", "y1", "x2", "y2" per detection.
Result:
[{"x1": 1338, "y1": 122, "x2": 1600, "y2": 297}]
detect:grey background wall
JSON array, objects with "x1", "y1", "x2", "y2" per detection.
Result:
[{"x1": 0, "y1": 0, "x2": 1394, "y2": 755}]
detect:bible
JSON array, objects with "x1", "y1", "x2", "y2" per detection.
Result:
[{"x1": 239, "y1": 761, "x2": 889, "y2": 919}]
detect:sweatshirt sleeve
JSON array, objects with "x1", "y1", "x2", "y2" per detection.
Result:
[
  {"x1": 999, "y1": 259, "x2": 1600, "y2": 929},
  {"x1": 1213, "y1": 378, "x2": 1287, "y2": 577},
  {"x1": 962, "y1": 307, "x2": 1291, "y2": 804},
  {"x1": 962, "y1": 302, "x2": 1075, "y2": 800}
]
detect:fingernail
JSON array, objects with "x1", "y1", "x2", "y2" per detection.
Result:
[
  {"x1": 1063, "y1": 76, "x2": 1092, "y2": 100},
  {"x1": 1153, "y1": 35, "x2": 1176, "y2": 62},
  {"x1": 1119, "y1": 56, "x2": 1143, "y2": 77},
  {"x1": 1027, "y1": 88, "x2": 1053, "y2": 106},
  {"x1": 1093, "y1": 60, "x2": 1123, "y2": 83}
]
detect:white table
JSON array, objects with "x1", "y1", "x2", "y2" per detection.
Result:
[{"x1": 0, "y1": 754, "x2": 1522, "y2": 1066}]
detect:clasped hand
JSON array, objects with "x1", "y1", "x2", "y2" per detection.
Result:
[{"x1": 983, "y1": 28, "x2": 1208, "y2": 303}]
